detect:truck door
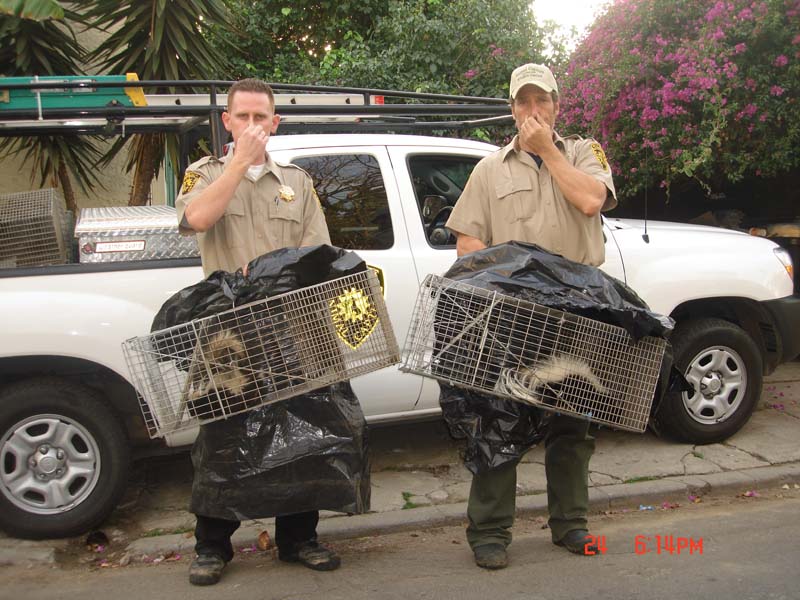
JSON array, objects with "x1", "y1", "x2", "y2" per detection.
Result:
[
  {"x1": 387, "y1": 145, "x2": 490, "y2": 412},
  {"x1": 270, "y1": 146, "x2": 424, "y2": 421}
]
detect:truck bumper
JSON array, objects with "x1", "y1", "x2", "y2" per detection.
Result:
[{"x1": 763, "y1": 294, "x2": 800, "y2": 363}]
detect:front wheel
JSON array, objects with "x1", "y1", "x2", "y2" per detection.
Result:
[
  {"x1": 0, "y1": 378, "x2": 130, "y2": 539},
  {"x1": 655, "y1": 318, "x2": 763, "y2": 444}
]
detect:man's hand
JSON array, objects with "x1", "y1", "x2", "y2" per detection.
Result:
[
  {"x1": 231, "y1": 124, "x2": 269, "y2": 167},
  {"x1": 518, "y1": 115, "x2": 554, "y2": 155}
]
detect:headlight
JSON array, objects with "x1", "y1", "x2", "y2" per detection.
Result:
[{"x1": 774, "y1": 247, "x2": 794, "y2": 282}]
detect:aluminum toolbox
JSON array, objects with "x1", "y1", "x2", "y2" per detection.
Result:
[
  {"x1": 75, "y1": 205, "x2": 199, "y2": 263},
  {"x1": 0, "y1": 188, "x2": 69, "y2": 268}
]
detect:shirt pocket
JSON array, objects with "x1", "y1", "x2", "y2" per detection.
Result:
[
  {"x1": 268, "y1": 198, "x2": 303, "y2": 224},
  {"x1": 495, "y1": 179, "x2": 534, "y2": 222},
  {"x1": 268, "y1": 198, "x2": 303, "y2": 247},
  {"x1": 222, "y1": 199, "x2": 247, "y2": 248}
]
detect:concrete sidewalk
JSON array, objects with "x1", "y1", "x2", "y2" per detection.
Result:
[{"x1": 2, "y1": 362, "x2": 799, "y2": 567}]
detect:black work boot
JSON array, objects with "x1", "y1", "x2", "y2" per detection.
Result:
[
  {"x1": 188, "y1": 554, "x2": 227, "y2": 585},
  {"x1": 473, "y1": 543, "x2": 508, "y2": 570},
  {"x1": 554, "y1": 529, "x2": 599, "y2": 555},
  {"x1": 279, "y1": 540, "x2": 341, "y2": 571}
]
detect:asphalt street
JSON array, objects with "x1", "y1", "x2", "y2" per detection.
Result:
[{"x1": 2, "y1": 487, "x2": 798, "y2": 600}]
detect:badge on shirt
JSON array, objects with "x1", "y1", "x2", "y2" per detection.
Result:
[
  {"x1": 181, "y1": 171, "x2": 201, "y2": 194},
  {"x1": 278, "y1": 185, "x2": 295, "y2": 202},
  {"x1": 590, "y1": 143, "x2": 609, "y2": 172}
]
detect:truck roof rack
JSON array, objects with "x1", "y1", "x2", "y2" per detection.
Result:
[{"x1": 0, "y1": 77, "x2": 512, "y2": 155}]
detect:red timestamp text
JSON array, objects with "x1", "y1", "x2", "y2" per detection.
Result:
[
  {"x1": 579, "y1": 535, "x2": 704, "y2": 556},
  {"x1": 634, "y1": 535, "x2": 703, "y2": 555}
]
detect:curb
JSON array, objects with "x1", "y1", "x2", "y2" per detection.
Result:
[
  {"x1": 128, "y1": 461, "x2": 800, "y2": 560},
  {"x1": 3, "y1": 461, "x2": 798, "y2": 567}
]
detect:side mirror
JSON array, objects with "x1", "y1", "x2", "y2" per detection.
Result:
[{"x1": 421, "y1": 195, "x2": 449, "y2": 224}]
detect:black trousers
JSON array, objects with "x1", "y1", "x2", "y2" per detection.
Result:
[{"x1": 194, "y1": 511, "x2": 319, "y2": 562}]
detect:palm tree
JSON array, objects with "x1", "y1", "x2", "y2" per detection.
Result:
[
  {"x1": 86, "y1": 0, "x2": 231, "y2": 206},
  {"x1": 0, "y1": 1, "x2": 103, "y2": 215},
  {"x1": 0, "y1": 0, "x2": 63, "y2": 20}
]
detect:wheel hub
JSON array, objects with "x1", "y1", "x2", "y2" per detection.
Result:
[
  {"x1": 30, "y1": 445, "x2": 67, "y2": 478},
  {"x1": 700, "y1": 372, "x2": 723, "y2": 395}
]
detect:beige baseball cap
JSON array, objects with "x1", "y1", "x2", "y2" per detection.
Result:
[{"x1": 509, "y1": 63, "x2": 559, "y2": 99}]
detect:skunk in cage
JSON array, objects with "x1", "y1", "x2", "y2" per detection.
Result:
[
  {"x1": 124, "y1": 266, "x2": 400, "y2": 439},
  {"x1": 494, "y1": 354, "x2": 608, "y2": 408},
  {"x1": 180, "y1": 305, "x2": 307, "y2": 421},
  {"x1": 402, "y1": 274, "x2": 667, "y2": 433}
]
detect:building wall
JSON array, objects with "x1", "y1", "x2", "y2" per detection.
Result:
[{"x1": 0, "y1": 140, "x2": 167, "y2": 209}]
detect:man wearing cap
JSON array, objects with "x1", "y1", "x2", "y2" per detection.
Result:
[{"x1": 445, "y1": 63, "x2": 617, "y2": 569}]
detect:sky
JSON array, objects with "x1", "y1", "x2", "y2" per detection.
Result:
[{"x1": 532, "y1": 0, "x2": 610, "y2": 44}]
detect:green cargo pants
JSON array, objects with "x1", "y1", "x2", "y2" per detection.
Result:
[{"x1": 466, "y1": 413, "x2": 595, "y2": 549}]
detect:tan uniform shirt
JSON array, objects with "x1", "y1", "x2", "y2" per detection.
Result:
[
  {"x1": 446, "y1": 132, "x2": 617, "y2": 266},
  {"x1": 176, "y1": 152, "x2": 331, "y2": 276}
]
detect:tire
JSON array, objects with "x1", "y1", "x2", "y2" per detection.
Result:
[
  {"x1": 0, "y1": 378, "x2": 130, "y2": 539},
  {"x1": 655, "y1": 318, "x2": 763, "y2": 444}
]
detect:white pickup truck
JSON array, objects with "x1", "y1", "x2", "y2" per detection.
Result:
[{"x1": 1, "y1": 132, "x2": 798, "y2": 540}]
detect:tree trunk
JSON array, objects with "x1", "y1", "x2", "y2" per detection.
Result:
[
  {"x1": 129, "y1": 134, "x2": 160, "y2": 206},
  {"x1": 57, "y1": 161, "x2": 77, "y2": 215}
]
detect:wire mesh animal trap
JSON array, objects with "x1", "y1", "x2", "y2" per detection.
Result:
[
  {"x1": 123, "y1": 270, "x2": 399, "y2": 438},
  {"x1": 0, "y1": 188, "x2": 69, "y2": 268},
  {"x1": 401, "y1": 275, "x2": 667, "y2": 433}
]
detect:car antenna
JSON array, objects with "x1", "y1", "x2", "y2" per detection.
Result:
[
  {"x1": 642, "y1": 68, "x2": 651, "y2": 244},
  {"x1": 642, "y1": 183, "x2": 650, "y2": 243}
]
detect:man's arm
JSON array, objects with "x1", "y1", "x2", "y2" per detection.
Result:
[
  {"x1": 456, "y1": 233, "x2": 487, "y2": 257},
  {"x1": 519, "y1": 115, "x2": 607, "y2": 217},
  {"x1": 183, "y1": 124, "x2": 269, "y2": 232}
]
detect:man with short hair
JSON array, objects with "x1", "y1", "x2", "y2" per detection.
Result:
[
  {"x1": 177, "y1": 78, "x2": 337, "y2": 585},
  {"x1": 445, "y1": 63, "x2": 617, "y2": 569}
]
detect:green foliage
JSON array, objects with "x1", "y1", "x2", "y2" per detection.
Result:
[
  {"x1": 210, "y1": 0, "x2": 390, "y2": 81},
  {"x1": 214, "y1": 0, "x2": 562, "y2": 97},
  {"x1": 0, "y1": 4, "x2": 82, "y2": 76},
  {"x1": 85, "y1": 0, "x2": 234, "y2": 204},
  {"x1": 0, "y1": 0, "x2": 63, "y2": 20},
  {"x1": 560, "y1": 0, "x2": 800, "y2": 200},
  {"x1": 0, "y1": 3, "x2": 102, "y2": 212},
  {"x1": 87, "y1": 0, "x2": 232, "y2": 81},
  {"x1": 401, "y1": 491, "x2": 419, "y2": 509}
]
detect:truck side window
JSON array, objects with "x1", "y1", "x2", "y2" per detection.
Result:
[
  {"x1": 407, "y1": 155, "x2": 479, "y2": 247},
  {"x1": 292, "y1": 154, "x2": 394, "y2": 250}
]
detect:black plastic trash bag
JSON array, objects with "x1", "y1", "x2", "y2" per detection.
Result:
[
  {"x1": 439, "y1": 242, "x2": 676, "y2": 474},
  {"x1": 443, "y1": 241, "x2": 673, "y2": 340},
  {"x1": 152, "y1": 244, "x2": 370, "y2": 520},
  {"x1": 189, "y1": 381, "x2": 369, "y2": 520}
]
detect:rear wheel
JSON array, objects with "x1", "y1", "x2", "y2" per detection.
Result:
[
  {"x1": 656, "y1": 318, "x2": 762, "y2": 444},
  {"x1": 0, "y1": 378, "x2": 130, "y2": 539}
]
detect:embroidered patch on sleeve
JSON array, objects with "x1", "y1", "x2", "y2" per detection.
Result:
[
  {"x1": 590, "y1": 142, "x2": 609, "y2": 172},
  {"x1": 181, "y1": 171, "x2": 201, "y2": 194}
]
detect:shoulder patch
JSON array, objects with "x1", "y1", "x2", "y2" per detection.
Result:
[
  {"x1": 181, "y1": 171, "x2": 202, "y2": 194},
  {"x1": 590, "y1": 142, "x2": 609, "y2": 172}
]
